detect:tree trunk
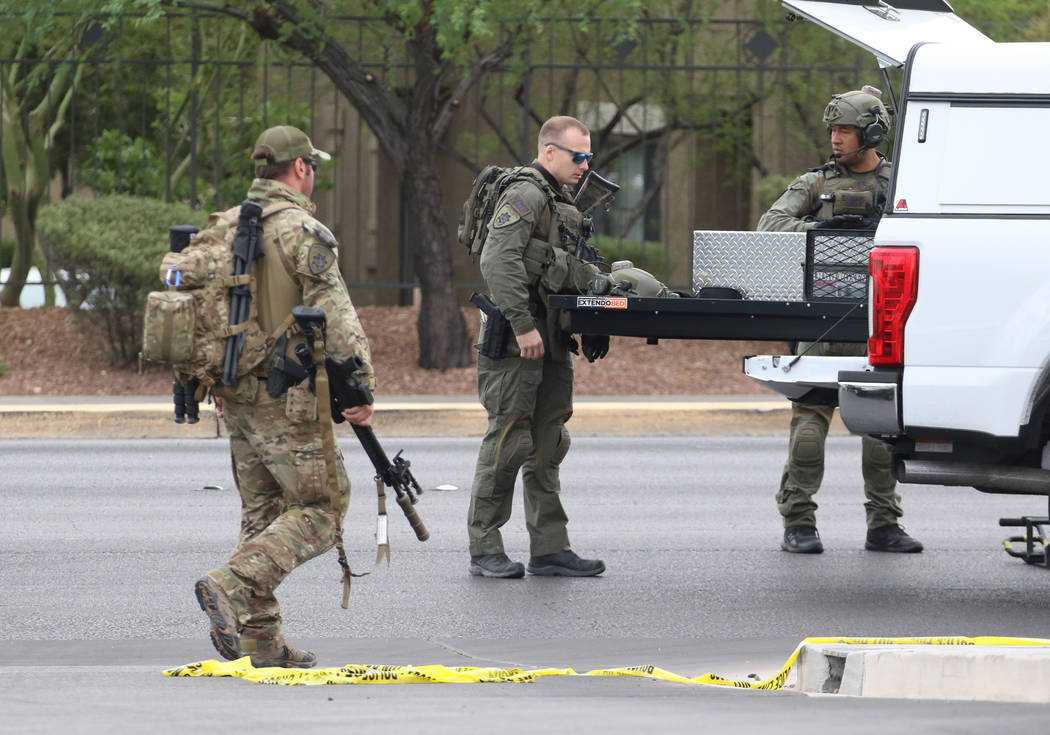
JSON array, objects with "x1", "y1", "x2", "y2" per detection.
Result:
[
  {"x1": 402, "y1": 148, "x2": 472, "y2": 370},
  {"x1": 0, "y1": 194, "x2": 32, "y2": 308}
]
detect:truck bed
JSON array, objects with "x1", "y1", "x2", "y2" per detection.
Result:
[{"x1": 547, "y1": 295, "x2": 867, "y2": 342}]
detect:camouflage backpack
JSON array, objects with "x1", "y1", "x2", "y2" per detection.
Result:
[
  {"x1": 141, "y1": 201, "x2": 294, "y2": 396},
  {"x1": 457, "y1": 165, "x2": 555, "y2": 257}
]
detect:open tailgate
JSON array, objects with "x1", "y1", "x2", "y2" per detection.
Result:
[{"x1": 782, "y1": 0, "x2": 991, "y2": 67}]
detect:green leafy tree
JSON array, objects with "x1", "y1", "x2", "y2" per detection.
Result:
[
  {"x1": 118, "y1": 0, "x2": 648, "y2": 370},
  {"x1": 0, "y1": 6, "x2": 95, "y2": 307}
]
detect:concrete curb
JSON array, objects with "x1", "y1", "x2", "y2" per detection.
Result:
[
  {"x1": 797, "y1": 642, "x2": 1050, "y2": 702},
  {"x1": 0, "y1": 396, "x2": 835, "y2": 439}
]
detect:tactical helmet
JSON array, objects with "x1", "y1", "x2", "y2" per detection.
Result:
[
  {"x1": 591, "y1": 260, "x2": 679, "y2": 299},
  {"x1": 822, "y1": 85, "x2": 892, "y2": 149}
]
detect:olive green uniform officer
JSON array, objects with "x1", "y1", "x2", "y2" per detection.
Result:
[
  {"x1": 757, "y1": 87, "x2": 922, "y2": 554},
  {"x1": 468, "y1": 115, "x2": 607, "y2": 578},
  {"x1": 194, "y1": 125, "x2": 376, "y2": 668}
]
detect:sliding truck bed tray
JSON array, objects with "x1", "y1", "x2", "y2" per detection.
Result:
[{"x1": 546, "y1": 295, "x2": 867, "y2": 342}]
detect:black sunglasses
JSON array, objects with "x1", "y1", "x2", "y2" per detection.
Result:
[
  {"x1": 544, "y1": 140, "x2": 594, "y2": 164},
  {"x1": 301, "y1": 157, "x2": 318, "y2": 172}
]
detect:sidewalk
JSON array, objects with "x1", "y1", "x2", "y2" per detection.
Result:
[{"x1": 0, "y1": 394, "x2": 831, "y2": 439}]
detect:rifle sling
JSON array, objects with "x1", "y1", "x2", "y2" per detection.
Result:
[{"x1": 311, "y1": 337, "x2": 361, "y2": 609}]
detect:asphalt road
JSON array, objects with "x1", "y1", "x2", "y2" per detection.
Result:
[{"x1": 3, "y1": 436, "x2": 1049, "y2": 733}]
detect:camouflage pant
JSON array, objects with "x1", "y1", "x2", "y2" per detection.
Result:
[
  {"x1": 468, "y1": 353, "x2": 574, "y2": 557},
  {"x1": 215, "y1": 377, "x2": 350, "y2": 641},
  {"x1": 777, "y1": 402, "x2": 902, "y2": 529}
]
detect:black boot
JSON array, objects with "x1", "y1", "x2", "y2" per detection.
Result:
[
  {"x1": 526, "y1": 550, "x2": 605, "y2": 577},
  {"x1": 865, "y1": 524, "x2": 923, "y2": 553},
  {"x1": 469, "y1": 553, "x2": 525, "y2": 578},
  {"x1": 781, "y1": 525, "x2": 824, "y2": 554}
]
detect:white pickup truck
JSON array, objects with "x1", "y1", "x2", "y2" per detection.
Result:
[
  {"x1": 744, "y1": 2, "x2": 1050, "y2": 528},
  {"x1": 551, "y1": 1, "x2": 1050, "y2": 547}
]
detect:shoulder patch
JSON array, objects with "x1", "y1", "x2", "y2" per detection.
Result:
[
  {"x1": 508, "y1": 194, "x2": 531, "y2": 216},
  {"x1": 492, "y1": 202, "x2": 523, "y2": 229},
  {"x1": 307, "y1": 243, "x2": 336, "y2": 275},
  {"x1": 302, "y1": 220, "x2": 338, "y2": 249}
]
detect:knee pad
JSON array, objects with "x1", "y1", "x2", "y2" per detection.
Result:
[
  {"x1": 495, "y1": 421, "x2": 533, "y2": 474},
  {"x1": 535, "y1": 414, "x2": 571, "y2": 467},
  {"x1": 532, "y1": 424, "x2": 571, "y2": 468},
  {"x1": 789, "y1": 424, "x2": 825, "y2": 465}
]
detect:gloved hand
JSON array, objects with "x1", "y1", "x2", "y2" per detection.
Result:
[
  {"x1": 814, "y1": 213, "x2": 865, "y2": 230},
  {"x1": 581, "y1": 334, "x2": 609, "y2": 362},
  {"x1": 556, "y1": 329, "x2": 580, "y2": 356}
]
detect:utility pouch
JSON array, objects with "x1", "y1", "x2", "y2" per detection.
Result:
[
  {"x1": 832, "y1": 189, "x2": 873, "y2": 216},
  {"x1": 285, "y1": 378, "x2": 318, "y2": 422},
  {"x1": 159, "y1": 249, "x2": 212, "y2": 290},
  {"x1": 142, "y1": 291, "x2": 196, "y2": 363},
  {"x1": 522, "y1": 237, "x2": 551, "y2": 285},
  {"x1": 539, "y1": 247, "x2": 570, "y2": 293}
]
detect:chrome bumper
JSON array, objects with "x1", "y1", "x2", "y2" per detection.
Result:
[{"x1": 838, "y1": 370, "x2": 901, "y2": 436}]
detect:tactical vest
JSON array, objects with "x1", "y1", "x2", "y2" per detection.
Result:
[
  {"x1": 521, "y1": 180, "x2": 586, "y2": 295},
  {"x1": 807, "y1": 159, "x2": 891, "y2": 221}
]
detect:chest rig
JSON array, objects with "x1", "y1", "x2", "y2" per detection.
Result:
[
  {"x1": 809, "y1": 161, "x2": 890, "y2": 221},
  {"x1": 520, "y1": 180, "x2": 585, "y2": 294}
]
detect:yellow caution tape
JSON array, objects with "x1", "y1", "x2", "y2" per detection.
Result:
[{"x1": 164, "y1": 636, "x2": 1050, "y2": 688}]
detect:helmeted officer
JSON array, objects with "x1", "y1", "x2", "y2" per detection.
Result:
[{"x1": 758, "y1": 87, "x2": 923, "y2": 555}]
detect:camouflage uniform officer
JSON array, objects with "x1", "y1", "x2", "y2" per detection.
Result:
[
  {"x1": 758, "y1": 87, "x2": 922, "y2": 555},
  {"x1": 194, "y1": 126, "x2": 376, "y2": 668},
  {"x1": 468, "y1": 115, "x2": 607, "y2": 578}
]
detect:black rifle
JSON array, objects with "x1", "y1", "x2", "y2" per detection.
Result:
[
  {"x1": 168, "y1": 225, "x2": 200, "y2": 423},
  {"x1": 292, "y1": 306, "x2": 429, "y2": 542},
  {"x1": 222, "y1": 201, "x2": 265, "y2": 386},
  {"x1": 469, "y1": 292, "x2": 510, "y2": 359}
]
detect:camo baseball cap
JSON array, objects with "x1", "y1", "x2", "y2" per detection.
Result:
[{"x1": 251, "y1": 125, "x2": 331, "y2": 170}]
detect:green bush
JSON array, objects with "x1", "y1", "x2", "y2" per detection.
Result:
[
  {"x1": 590, "y1": 236, "x2": 676, "y2": 283},
  {"x1": 37, "y1": 194, "x2": 208, "y2": 365},
  {"x1": 0, "y1": 362, "x2": 7, "y2": 378}
]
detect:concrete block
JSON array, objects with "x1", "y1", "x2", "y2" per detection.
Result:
[{"x1": 798, "y1": 643, "x2": 1050, "y2": 703}]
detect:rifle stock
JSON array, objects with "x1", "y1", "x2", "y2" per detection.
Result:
[{"x1": 291, "y1": 306, "x2": 428, "y2": 542}]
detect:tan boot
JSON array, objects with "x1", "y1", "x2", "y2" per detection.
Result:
[
  {"x1": 194, "y1": 567, "x2": 251, "y2": 661},
  {"x1": 241, "y1": 631, "x2": 317, "y2": 669},
  {"x1": 194, "y1": 574, "x2": 242, "y2": 661}
]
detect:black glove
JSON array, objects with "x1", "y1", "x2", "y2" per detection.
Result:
[
  {"x1": 814, "y1": 214, "x2": 864, "y2": 230},
  {"x1": 555, "y1": 329, "x2": 579, "y2": 355},
  {"x1": 581, "y1": 334, "x2": 609, "y2": 362}
]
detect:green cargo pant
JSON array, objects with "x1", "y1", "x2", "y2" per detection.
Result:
[
  {"x1": 777, "y1": 401, "x2": 903, "y2": 529},
  {"x1": 776, "y1": 340, "x2": 902, "y2": 530},
  {"x1": 468, "y1": 352, "x2": 574, "y2": 558}
]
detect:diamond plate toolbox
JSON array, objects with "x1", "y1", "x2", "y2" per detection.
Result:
[{"x1": 692, "y1": 230, "x2": 805, "y2": 301}]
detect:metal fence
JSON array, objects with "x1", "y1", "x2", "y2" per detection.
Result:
[{"x1": 0, "y1": 10, "x2": 904, "y2": 302}]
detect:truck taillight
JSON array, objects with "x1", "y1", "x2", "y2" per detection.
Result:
[{"x1": 868, "y1": 247, "x2": 918, "y2": 367}]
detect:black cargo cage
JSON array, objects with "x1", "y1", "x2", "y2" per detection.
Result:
[{"x1": 804, "y1": 229, "x2": 874, "y2": 302}]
